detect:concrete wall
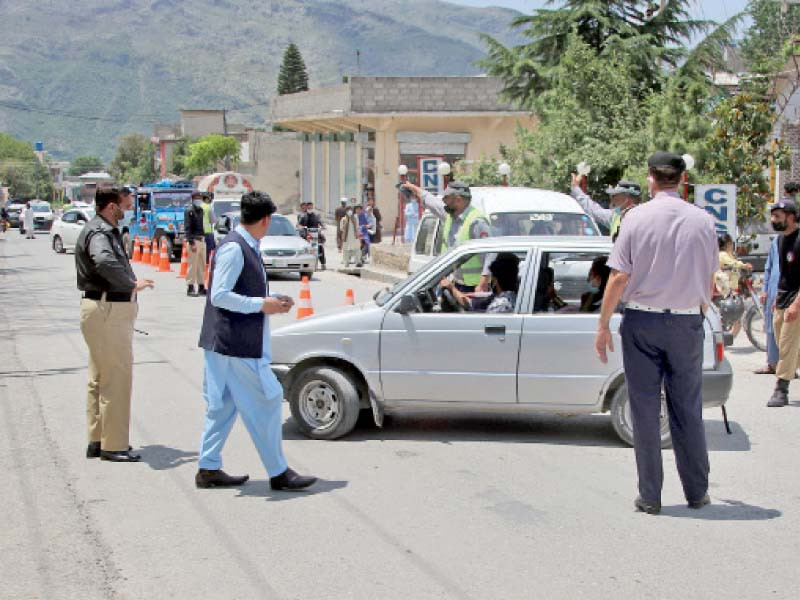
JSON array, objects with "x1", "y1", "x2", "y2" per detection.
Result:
[
  {"x1": 180, "y1": 110, "x2": 225, "y2": 138},
  {"x1": 240, "y1": 131, "x2": 301, "y2": 214}
]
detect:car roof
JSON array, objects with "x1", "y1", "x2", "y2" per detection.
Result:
[
  {"x1": 451, "y1": 235, "x2": 614, "y2": 253},
  {"x1": 470, "y1": 187, "x2": 584, "y2": 215}
]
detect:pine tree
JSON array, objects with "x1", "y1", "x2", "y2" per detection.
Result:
[{"x1": 277, "y1": 43, "x2": 309, "y2": 95}]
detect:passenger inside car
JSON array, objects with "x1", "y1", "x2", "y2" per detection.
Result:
[{"x1": 580, "y1": 256, "x2": 611, "y2": 313}]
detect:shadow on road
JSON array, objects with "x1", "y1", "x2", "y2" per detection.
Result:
[
  {"x1": 283, "y1": 412, "x2": 752, "y2": 451},
  {"x1": 660, "y1": 498, "x2": 781, "y2": 521},
  {"x1": 138, "y1": 444, "x2": 198, "y2": 470},
  {"x1": 234, "y1": 478, "x2": 348, "y2": 501}
]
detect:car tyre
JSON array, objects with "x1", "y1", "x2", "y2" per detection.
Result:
[
  {"x1": 289, "y1": 366, "x2": 361, "y2": 440},
  {"x1": 610, "y1": 384, "x2": 672, "y2": 449},
  {"x1": 52, "y1": 235, "x2": 65, "y2": 254}
]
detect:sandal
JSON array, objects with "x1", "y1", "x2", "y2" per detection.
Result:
[{"x1": 754, "y1": 366, "x2": 776, "y2": 375}]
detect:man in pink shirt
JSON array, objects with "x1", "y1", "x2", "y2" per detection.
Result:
[{"x1": 594, "y1": 152, "x2": 718, "y2": 515}]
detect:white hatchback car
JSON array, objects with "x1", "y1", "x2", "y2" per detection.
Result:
[{"x1": 50, "y1": 208, "x2": 95, "y2": 253}]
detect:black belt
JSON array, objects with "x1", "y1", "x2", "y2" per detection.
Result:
[{"x1": 82, "y1": 291, "x2": 133, "y2": 302}]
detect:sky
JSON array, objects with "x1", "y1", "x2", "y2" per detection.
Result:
[{"x1": 451, "y1": 1, "x2": 750, "y2": 24}]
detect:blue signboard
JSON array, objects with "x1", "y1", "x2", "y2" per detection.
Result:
[{"x1": 694, "y1": 184, "x2": 737, "y2": 235}]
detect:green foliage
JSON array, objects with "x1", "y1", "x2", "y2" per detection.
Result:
[
  {"x1": 168, "y1": 139, "x2": 198, "y2": 178},
  {"x1": 185, "y1": 135, "x2": 240, "y2": 174},
  {"x1": 480, "y1": 0, "x2": 710, "y2": 106},
  {"x1": 453, "y1": 152, "x2": 508, "y2": 186},
  {"x1": 704, "y1": 92, "x2": 790, "y2": 225},
  {"x1": 110, "y1": 134, "x2": 158, "y2": 185},
  {"x1": 740, "y1": 0, "x2": 800, "y2": 77},
  {"x1": 278, "y1": 43, "x2": 309, "y2": 95},
  {"x1": 0, "y1": 133, "x2": 55, "y2": 200},
  {"x1": 501, "y1": 36, "x2": 649, "y2": 197},
  {"x1": 68, "y1": 155, "x2": 105, "y2": 176}
]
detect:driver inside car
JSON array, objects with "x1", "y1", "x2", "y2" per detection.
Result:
[{"x1": 440, "y1": 253, "x2": 520, "y2": 313}]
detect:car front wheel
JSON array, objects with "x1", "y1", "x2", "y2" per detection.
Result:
[
  {"x1": 289, "y1": 366, "x2": 361, "y2": 440},
  {"x1": 610, "y1": 384, "x2": 672, "y2": 448},
  {"x1": 52, "y1": 235, "x2": 65, "y2": 254}
]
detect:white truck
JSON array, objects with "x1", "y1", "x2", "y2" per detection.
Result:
[{"x1": 197, "y1": 171, "x2": 253, "y2": 220}]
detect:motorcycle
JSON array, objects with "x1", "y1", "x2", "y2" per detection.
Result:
[
  {"x1": 297, "y1": 225, "x2": 326, "y2": 270},
  {"x1": 742, "y1": 273, "x2": 768, "y2": 352}
]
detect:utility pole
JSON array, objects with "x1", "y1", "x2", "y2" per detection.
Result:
[
  {"x1": 223, "y1": 107, "x2": 230, "y2": 170},
  {"x1": 356, "y1": 49, "x2": 361, "y2": 76}
]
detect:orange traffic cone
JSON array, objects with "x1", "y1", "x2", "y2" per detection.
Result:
[
  {"x1": 141, "y1": 238, "x2": 151, "y2": 264},
  {"x1": 150, "y1": 238, "x2": 160, "y2": 267},
  {"x1": 296, "y1": 276, "x2": 314, "y2": 319},
  {"x1": 345, "y1": 288, "x2": 355, "y2": 305},
  {"x1": 157, "y1": 238, "x2": 172, "y2": 272},
  {"x1": 205, "y1": 250, "x2": 214, "y2": 289},
  {"x1": 177, "y1": 243, "x2": 188, "y2": 278},
  {"x1": 131, "y1": 236, "x2": 141, "y2": 262}
]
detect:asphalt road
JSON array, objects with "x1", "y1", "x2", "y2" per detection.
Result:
[{"x1": 1, "y1": 230, "x2": 798, "y2": 600}]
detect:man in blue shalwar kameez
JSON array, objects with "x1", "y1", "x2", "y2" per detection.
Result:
[{"x1": 196, "y1": 191, "x2": 317, "y2": 491}]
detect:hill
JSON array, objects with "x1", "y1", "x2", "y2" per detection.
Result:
[{"x1": 0, "y1": 0, "x2": 521, "y2": 161}]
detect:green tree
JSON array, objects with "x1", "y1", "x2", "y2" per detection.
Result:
[
  {"x1": 277, "y1": 43, "x2": 309, "y2": 95},
  {"x1": 740, "y1": 0, "x2": 800, "y2": 77},
  {"x1": 185, "y1": 134, "x2": 240, "y2": 174},
  {"x1": 0, "y1": 133, "x2": 55, "y2": 200},
  {"x1": 168, "y1": 138, "x2": 196, "y2": 178},
  {"x1": 480, "y1": 0, "x2": 709, "y2": 106},
  {"x1": 110, "y1": 134, "x2": 158, "y2": 185},
  {"x1": 704, "y1": 92, "x2": 790, "y2": 226},
  {"x1": 68, "y1": 155, "x2": 105, "y2": 176}
]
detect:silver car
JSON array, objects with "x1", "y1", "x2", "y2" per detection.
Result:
[
  {"x1": 271, "y1": 237, "x2": 733, "y2": 446},
  {"x1": 215, "y1": 212, "x2": 317, "y2": 279}
]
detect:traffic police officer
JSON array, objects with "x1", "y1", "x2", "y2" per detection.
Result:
[
  {"x1": 594, "y1": 152, "x2": 718, "y2": 515},
  {"x1": 76, "y1": 186, "x2": 154, "y2": 462},
  {"x1": 570, "y1": 174, "x2": 641, "y2": 240},
  {"x1": 403, "y1": 181, "x2": 492, "y2": 292},
  {"x1": 201, "y1": 191, "x2": 216, "y2": 260},
  {"x1": 184, "y1": 191, "x2": 207, "y2": 297}
]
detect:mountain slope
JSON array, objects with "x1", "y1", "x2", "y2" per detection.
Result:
[{"x1": 0, "y1": 0, "x2": 521, "y2": 160}]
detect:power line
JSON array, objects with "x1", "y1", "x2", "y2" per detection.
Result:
[{"x1": 0, "y1": 100, "x2": 170, "y2": 124}]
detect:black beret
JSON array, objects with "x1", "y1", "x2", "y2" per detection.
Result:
[{"x1": 648, "y1": 151, "x2": 686, "y2": 172}]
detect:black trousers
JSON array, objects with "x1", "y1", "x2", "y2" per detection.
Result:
[{"x1": 620, "y1": 309, "x2": 710, "y2": 504}]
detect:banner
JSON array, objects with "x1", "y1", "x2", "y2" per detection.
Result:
[
  {"x1": 417, "y1": 156, "x2": 444, "y2": 195},
  {"x1": 694, "y1": 184, "x2": 737, "y2": 236}
]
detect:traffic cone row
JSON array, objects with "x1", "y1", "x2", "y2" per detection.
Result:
[
  {"x1": 157, "y1": 239, "x2": 171, "y2": 272},
  {"x1": 150, "y1": 238, "x2": 159, "y2": 267},
  {"x1": 131, "y1": 236, "x2": 142, "y2": 262},
  {"x1": 141, "y1": 238, "x2": 151, "y2": 263},
  {"x1": 177, "y1": 243, "x2": 188, "y2": 278},
  {"x1": 296, "y1": 276, "x2": 314, "y2": 319}
]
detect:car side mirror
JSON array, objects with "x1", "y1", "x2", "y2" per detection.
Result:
[{"x1": 394, "y1": 294, "x2": 418, "y2": 315}]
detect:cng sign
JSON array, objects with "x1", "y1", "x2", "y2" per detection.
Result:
[
  {"x1": 695, "y1": 184, "x2": 736, "y2": 235},
  {"x1": 417, "y1": 156, "x2": 444, "y2": 195}
]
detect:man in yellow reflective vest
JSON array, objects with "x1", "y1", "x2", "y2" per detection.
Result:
[
  {"x1": 403, "y1": 181, "x2": 492, "y2": 292},
  {"x1": 201, "y1": 192, "x2": 216, "y2": 260},
  {"x1": 570, "y1": 174, "x2": 640, "y2": 241}
]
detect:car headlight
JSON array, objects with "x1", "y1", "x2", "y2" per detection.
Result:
[{"x1": 302, "y1": 244, "x2": 312, "y2": 254}]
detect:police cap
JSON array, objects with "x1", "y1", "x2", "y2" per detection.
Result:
[
  {"x1": 191, "y1": 190, "x2": 203, "y2": 199},
  {"x1": 647, "y1": 151, "x2": 686, "y2": 172},
  {"x1": 443, "y1": 181, "x2": 471, "y2": 199},
  {"x1": 605, "y1": 180, "x2": 641, "y2": 197},
  {"x1": 770, "y1": 199, "x2": 799, "y2": 215}
]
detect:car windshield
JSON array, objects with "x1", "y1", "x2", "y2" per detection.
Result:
[
  {"x1": 489, "y1": 212, "x2": 599, "y2": 237},
  {"x1": 32, "y1": 205, "x2": 50, "y2": 213},
  {"x1": 267, "y1": 215, "x2": 296, "y2": 236},
  {"x1": 152, "y1": 192, "x2": 192, "y2": 209},
  {"x1": 212, "y1": 199, "x2": 241, "y2": 218}
]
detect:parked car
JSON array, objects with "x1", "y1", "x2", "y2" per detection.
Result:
[
  {"x1": 271, "y1": 236, "x2": 732, "y2": 446},
  {"x1": 5, "y1": 202, "x2": 24, "y2": 228},
  {"x1": 409, "y1": 186, "x2": 601, "y2": 273},
  {"x1": 50, "y1": 208, "x2": 95, "y2": 253},
  {"x1": 214, "y1": 212, "x2": 317, "y2": 279},
  {"x1": 30, "y1": 200, "x2": 55, "y2": 232}
]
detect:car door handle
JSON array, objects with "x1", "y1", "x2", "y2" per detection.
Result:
[{"x1": 484, "y1": 325, "x2": 506, "y2": 336}]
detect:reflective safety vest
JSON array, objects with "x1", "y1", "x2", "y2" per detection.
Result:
[
  {"x1": 441, "y1": 205, "x2": 488, "y2": 287},
  {"x1": 201, "y1": 202, "x2": 213, "y2": 234},
  {"x1": 609, "y1": 209, "x2": 622, "y2": 239}
]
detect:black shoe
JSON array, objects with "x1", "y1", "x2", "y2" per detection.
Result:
[
  {"x1": 270, "y1": 467, "x2": 317, "y2": 491},
  {"x1": 187, "y1": 285, "x2": 197, "y2": 297},
  {"x1": 195, "y1": 469, "x2": 249, "y2": 488},
  {"x1": 197, "y1": 285, "x2": 207, "y2": 297},
  {"x1": 86, "y1": 441, "x2": 101, "y2": 458},
  {"x1": 100, "y1": 449, "x2": 141, "y2": 462},
  {"x1": 688, "y1": 494, "x2": 710, "y2": 509},
  {"x1": 634, "y1": 495, "x2": 661, "y2": 515},
  {"x1": 767, "y1": 388, "x2": 789, "y2": 407}
]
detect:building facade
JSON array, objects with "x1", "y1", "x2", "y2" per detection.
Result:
[{"x1": 271, "y1": 76, "x2": 535, "y2": 235}]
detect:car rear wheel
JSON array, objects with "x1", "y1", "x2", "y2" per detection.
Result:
[
  {"x1": 52, "y1": 235, "x2": 65, "y2": 254},
  {"x1": 289, "y1": 366, "x2": 360, "y2": 440},
  {"x1": 610, "y1": 384, "x2": 672, "y2": 448}
]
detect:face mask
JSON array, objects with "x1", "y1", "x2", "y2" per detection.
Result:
[
  {"x1": 193, "y1": 200, "x2": 203, "y2": 208},
  {"x1": 346, "y1": 210, "x2": 353, "y2": 216},
  {"x1": 773, "y1": 221, "x2": 787, "y2": 232},
  {"x1": 444, "y1": 204, "x2": 456, "y2": 215}
]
